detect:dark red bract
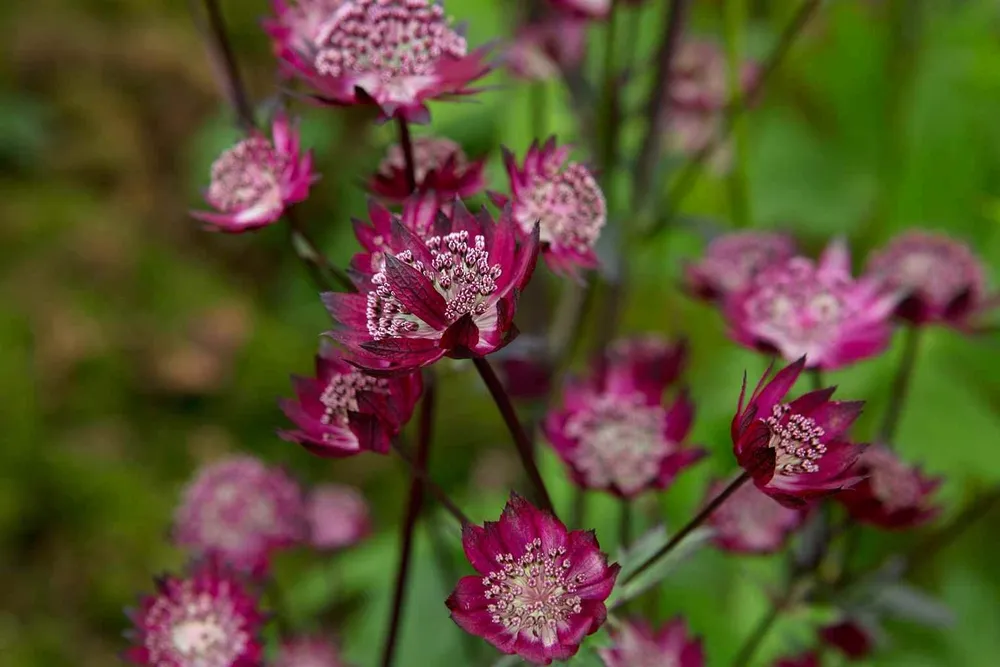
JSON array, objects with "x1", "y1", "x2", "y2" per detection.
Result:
[
  {"x1": 836, "y1": 444, "x2": 941, "y2": 529},
  {"x1": 370, "y1": 136, "x2": 485, "y2": 203}
]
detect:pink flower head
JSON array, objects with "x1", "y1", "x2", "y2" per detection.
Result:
[
  {"x1": 774, "y1": 652, "x2": 820, "y2": 667},
  {"x1": 598, "y1": 617, "x2": 704, "y2": 667},
  {"x1": 543, "y1": 337, "x2": 703, "y2": 498},
  {"x1": 279, "y1": 344, "x2": 422, "y2": 456},
  {"x1": 446, "y1": 493, "x2": 619, "y2": 665},
  {"x1": 324, "y1": 201, "x2": 540, "y2": 373},
  {"x1": 288, "y1": 0, "x2": 492, "y2": 123},
  {"x1": 274, "y1": 636, "x2": 346, "y2": 667},
  {"x1": 370, "y1": 136, "x2": 486, "y2": 203},
  {"x1": 724, "y1": 240, "x2": 898, "y2": 370},
  {"x1": 548, "y1": 0, "x2": 611, "y2": 20},
  {"x1": 865, "y1": 229, "x2": 998, "y2": 329},
  {"x1": 124, "y1": 558, "x2": 264, "y2": 667},
  {"x1": 305, "y1": 484, "x2": 372, "y2": 550},
  {"x1": 836, "y1": 444, "x2": 941, "y2": 530},
  {"x1": 192, "y1": 114, "x2": 315, "y2": 232},
  {"x1": 495, "y1": 138, "x2": 606, "y2": 277},
  {"x1": 732, "y1": 357, "x2": 866, "y2": 508},
  {"x1": 819, "y1": 619, "x2": 874, "y2": 661},
  {"x1": 173, "y1": 456, "x2": 306, "y2": 575},
  {"x1": 683, "y1": 231, "x2": 799, "y2": 302},
  {"x1": 264, "y1": 0, "x2": 345, "y2": 74},
  {"x1": 705, "y1": 475, "x2": 803, "y2": 554},
  {"x1": 505, "y1": 18, "x2": 587, "y2": 81}
]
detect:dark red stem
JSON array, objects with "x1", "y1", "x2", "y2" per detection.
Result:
[{"x1": 396, "y1": 116, "x2": 418, "y2": 194}]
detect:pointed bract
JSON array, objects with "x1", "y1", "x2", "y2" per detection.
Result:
[
  {"x1": 836, "y1": 444, "x2": 941, "y2": 530},
  {"x1": 820, "y1": 619, "x2": 875, "y2": 661},
  {"x1": 370, "y1": 136, "x2": 486, "y2": 202}
]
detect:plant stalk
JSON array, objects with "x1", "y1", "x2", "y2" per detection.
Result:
[
  {"x1": 396, "y1": 116, "x2": 418, "y2": 194},
  {"x1": 880, "y1": 325, "x2": 921, "y2": 445}
]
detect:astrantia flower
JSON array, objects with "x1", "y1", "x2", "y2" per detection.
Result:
[
  {"x1": 544, "y1": 337, "x2": 703, "y2": 498},
  {"x1": 548, "y1": 0, "x2": 611, "y2": 19},
  {"x1": 598, "y1": 617, "x2": 704, "y2": 667},
  {"x1": 274, "y1": 636, "x2": 346, "y2": 667},
  {"x1": 124, "y1": 558, "x2": 264, "y2": 667},
  {"x1": 506, "y1": 18, "x2": 587, "y2": 81},
  {"x1": 732, "y1": 357, "x2": 866, "y2": 508},
  {"x1": 683, "y1": 231, "x2": 798, "y2": 302},
  {"x1": 192, "y1": 114, "x2": 315, "y2": 233},
  {"x1": 774, "y1": 652, "x2": 820, "y2": 667},
  {"x1": 324, "y1": 201, "x2": 540, "y2": 373},
  {"x1": 706, "y1": 475, "x2": 803, "y2": 554},
  {"x1": 495, "y1": 138, "x2": 606, "y2": 277},
  {"x1": 820, "y1": 620, "x2": 874, "y2": 661},
  {"x1": 279, "y1": 344, "x2": 422, "y2": 456},
  {"x1": 173, "y1": 456, "x2": 306, "y2": 574},
  {"x1": 724, "y1": 240, "x2": 898, "y2": 369},
  {"x1": 865, "y1": 230, "x2": 998, "y2": 329},
  {"x1": 370, "y1": 136, "x2": 486, "y2": 203},
  {"x1": 446, "y1": 493, "x2": 619, "y2": 665},
  {"x1": 305, "y1": 484, "x2": 372, "y2": 550},
  {"x1": 288, "y1": 0, "x2": 491, "y2": 122},
  {"x1": 836, "y1": 444, "x2": 941, "y2": 529},
  {"x1": 264, "y1": 0, "x2": 345, "y2": 75}
]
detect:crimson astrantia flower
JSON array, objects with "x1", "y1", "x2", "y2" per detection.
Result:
[
  {"x1": 836, "y1": 444, "x2": 941, "y2": 530},
  {"x1": 124, "y1": 558, "x2": 264, "y2": 667},
  {"x1": 370, "y1": 136, "x2": 486, "y2": 203},
  {"x1": 705, "y1": 475, "x2": 803, "y2": 554},
  {"x1": 505, "y1": 17, "x2": 587, "y2": 81},
  {"x1": 305, "y1": 484, "x2": 372, "y2": 550},
  {"x1": 865, "y1": 230, "x2": 998, "y2": 329},
  {"x1": 548, "y1": 0, "x2": 610, "y2": 19},
  {"x1": 732, "y1": 357, "x2": 866, "y2": 508},
  {"x1": 324, "y1": 201, "x2": 540, "y2": 373},
  {"x1": 285, "y1": 0, "x2": 491, "y2": 123},
  {"x1": 173, "y1": 456, "x2": 306, "y2": 575},
  {"x1": 191, "y1": 114, "x2": 316, "y2": 233},
  {"x1": 264, "y1": 0, "x2": 345, "y2": 76},
  {"x1": 446, "y1": 493, "x2": 619, "y2": 665},
  {"x1": 494, "y1": 138, "x2": 606, "y2": 277},
  {"x1": 819, "y1": 620, "x2": 874, "y2": 661},
  {"x1": 278, "y1": 344, "x2": 422, "y2": 456},
  {"x1": 598, "y1": 617, "x2": 704, "y2": 667},
  {"x1": 724, "y1": 240, "x2": 898, "y2": 370},
  {"x1": 274, "y1": 636, "x2": 347, "y2": 667},
  {"x1": 543, "y1": 337, "x2": 703, "y2": 498},
  {"x1": 683, "y1": 231, "x2": 799, "y2": 302},
  {"x1": 774, "y1": 652, "x2": 820, "y2": 667}
]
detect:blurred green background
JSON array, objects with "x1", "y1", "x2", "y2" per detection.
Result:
[{"x1": 2, "y1": 0, "x2": 999, "y2": 665}]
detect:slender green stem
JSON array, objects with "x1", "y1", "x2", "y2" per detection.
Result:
[
  {"x1": 732, "y1": 594, "x2": 785, "y2": 667},
  {"x1": 598, "y1": 0, "x2": 622, "y2": 180},
  {"x1": 880, "y1": 325, "x2": 921, "y2": 445},
  {"x1": 722, "y1": 0, "x2": 751, "y2": 228},
  {"x1": 396, "y1": 116, "x2": 418, "y2": 194},
  {"x1": 287, "y1": 209, "x2": 357, "y2": 293},
  {"x1": 390, "y1": 438, "x2": 470, "y2": 526},
  {"x1": 569, "y1": 487, "x2": 586, "y2": 530},
  {"x1": 810, "y1": 368, "x2": 824, "y2": 393},
  {"x1": 426, "y1": 515, "x2": 480, "y2": 663}
]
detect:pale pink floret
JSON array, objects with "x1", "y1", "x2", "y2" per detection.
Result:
[
  {"x1": 683, "y1": 231, "x2": 799, "y2": 302},
  {"x1": 836, "y1": 444, "x2": 941, "y2": 530},
  {"x1": 306, "y1": 484, "x2": 372, "y2": 550},
  {"x1": 724, "y1": 239, "x2": 899, "y2": 370},
  {"x1": 598, "y1": 617, "x2": 704, "y2": 667},
  {"x1": 264, "y1": 0, "x2": 346, "y2": 74},
  {"x1": 706, "y1": 476, "x2": 803, "y2": 554},
  {"x1": 274, "y1": 635, "x2": 347, "y2": 667},
  {"x1": 192, "y1": 114, "x2": 315, "y2": 233},
  {"x1": 370, "y1": 136, "x2": 486, "y2": 203}
]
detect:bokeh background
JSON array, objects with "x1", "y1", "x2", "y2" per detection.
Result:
[{"x1": 3, "y1": 0, "x2": 1000, "y2": 665}]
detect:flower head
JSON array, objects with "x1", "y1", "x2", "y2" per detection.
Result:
[
  {"x1": 819, "y1": 620, "x2": 874, "y2": 661},
  {"x1": 287, "y1": 0, "x2": 491, "y2": 122},
  {"x1": 836, "y1": 445, "x2": 941, "y2": 529},
  {"x1": 264, "y1": 0, "x2": 345, "y2": 74},
  {"x1": 732, "y1": 357, "x2": 866, "y2": 508},
  {"x1": 446, "y1": 493, "x2": 619, "y2": 665},
  {"x1": 274, "y1": 635, "x2": 347, "y2": 667},
  {"x1": 324, "y1": 201, "x2": 540, "y2": 373},
  {"x1": 548, "y1": 0, "x2": 611, "y2": 19},
  {"x1": 495, "y1": 138, "x2": 606, "y2": 277},
  {"x1": 774, "y1": 653, "x2": 820, "y2": 667},
  {"x1": 598, "y1": 617, "x2": 704, "y2": 667},
  {"x1": 173, "y1": 456, "x2": 306, "y2": 574},
  {"x1": 505, "y1": 17, "x2": 587, "y2": 81},
  {"x1": 370, "y1": 136, "x2": 486, "y2": 203},
  {"x1": 706, "y1": 475, "x2": 803, "y2": 554},
  {"x1": 724, "y1": 240, "x2": 898, "y2": 369},
  {"x1": 279, "y1": 344, "x2": 422, "y2": 456},
  {"x1": 544, "y1": 337, "x2": 703, "y2": 498},
  {"x1": 124, "y1": 558, "x2": 264, "y2": 667},
  {"x1": 865, "y1": 230, "x2": 997, "y2": 329},
  {"x1": 305, "y1": 484, "x2": 372, "y2": 550},
  {"x1": 192, "y1": 114, "x2": 315, "y2": 232},
  {"x1": 683, "y1": 231, "x2": 799, "y2": 302}
]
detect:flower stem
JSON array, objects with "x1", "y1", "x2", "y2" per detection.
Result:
[
  {"x1": 722, "y1": 0, "x2": 751, "y2": 228},
  {"x1": 390, "y1": 438, "x2": 470, "y2": 526},
  {"x1": 195, "y1": 0, "x2": 255, "y2": 131},
  {"x1": 731, "y1": 591, "x2": 787, "y2": 667},
  {"x1": 473, "y1": 357, "x2": 556, "y2": 515},
  {"x1": 880, "y1": 325, "x2": 921, "y2": 446},
  {"x1": 287, "y1": 209, "x2": 357, "y2": 293},
  {"x1": 396, "y1": 116, "x2": 418, "y2": 194},
  {"x1": 623, "y1": 471, "x2": 749, "y2": 586},
  {"x1": 597, "y1": 0, "x2": 621, "y2": 178}
]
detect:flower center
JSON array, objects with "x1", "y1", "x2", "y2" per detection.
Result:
[
  {"x1": 865, "y1": 449, "x2": 922, "y2": 511},
  {"x1": 314, "y1": 0, "x2": 467, "y2": 80},
  {"x1": 366, "y1": 230, "x2": 502, "y2": 340},
  {"x1": 746, "y1": 260, "x2": 848, "y2": 350},
  {"x1": 516, "y1": 162, "x2": 606, "y2": 253},
  {"x1": 202, "y1": 481, "x2": 279, "y2": 551},
  {"x1": 563, "y1": 395, "x2": 667, "y2": 495},
  {"x1": 381, "y1": 137, "x2": 466, "y2": 183},
  {"x1": 891, "y1": 247, "x2": 973, "y2": 306},
  {"x1": 149, "y1": 586, "x2": 248, "y2": 667},
  {"x1": 483, "y1": 538, "x2": 583, "y2": 644},
  {"x1": 320, "y1": 371, "x2": 388, "y2": 425},
  {"x1": 207, "y1": 137, "x2": 287, "y2": 216},
  {"x1": 764, "y1": 403, "x2": 827, "y2": 474}
]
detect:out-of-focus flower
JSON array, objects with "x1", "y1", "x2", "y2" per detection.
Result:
[
  {"x1": 274, "y1": 635, "x2": 347, "y2": 667},
  {"x1": 124, "y1": 558, "x2": 264, "y2": 667},
  {"x1": 278, "y1": 344, "x2": 422, "y2": 457},
  {"x1": 683, "y1": 231, "x2": 799, "y2": 302},
  {"x1": 305, "y1": 484, "x2": 372, "y2": 550},
  {"x1": 731, "y1": 357, "x2": 865, "y2": 508},
  {"x1": 544, "y1": 337, "x2": 703, "y2": 498},
  {"x1": 836, "y1": 444, "x2": 941, "y2": 530},
  {"x1": 282, "y1": 0, "x2": 491, "y2": 122},
  {"x1": 865, "y1": 230, "x2": 998, "y2": 329},
  {"x1": 324, "y1": 201, "x2": 540, "y2": 373},
  {"x1": 370, "y1": 136, "x2": 486, "y2": 203},
  {"x1": 192, "y1": 114, "x2": 315, "y2": 232},
  {"x1": 446, "y1": 493, "x2": 619, "y2": 665},
  {"x1": 493, "y1": 335, "x2": 554, "y2": 401},
  {"x1": 598, "y1": 617, "x2": 704, "y2": 667},
  {"x1": 602, "y1": 335, "x2": 688, "y2": 394},
  {"x1": 173, "y1": 456, "x2": 306, "y2": 575},
  {"x1": 819, "y1": 619, "x2": 875, "y2": 661},
  {"x1": 724, "y1": 240, "x2": 898, "y2": 370},
  {"x1": 548, "y1": 0, "x2": 611, "y2": 20},
  {"x1": 705, "y1": 475, "x2": 803, "y2": 554},
  {"x1": 264, "y1": 0, "x2": 345, "y2": 74},
  {"x1": 774, "y1": 652, "x2": 820, "y2": 667},
  {"x1": 505, "y1": 17, "x2": 587, "y2": 81},
  {"x1": 494, "y1": 138, "x2": 606, "y2": 277}
]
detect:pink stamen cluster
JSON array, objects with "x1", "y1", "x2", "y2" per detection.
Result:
[
  {"x1": 764, "y1": 403, "x2": 827, "y2": 474},
  {"x1": 320, "y1": 370, "x2": 388, "y2": 426},
  {"x1": 207, "y1": 137, "x2": 290, "y2": 217},
  {"x1": 516, "y1": 162, "x2": 605, "y2": 255}
]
